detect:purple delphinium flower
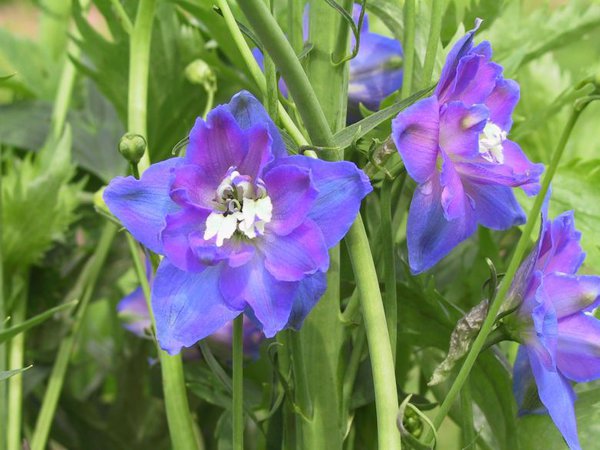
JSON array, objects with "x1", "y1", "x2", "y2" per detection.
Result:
[
  {"x1": 392, "y1": 21, "x2": 544, "y2": 274},
  {"x1": 507, "y1": 200, "x2": 600, "y2": 450},
  {"x1": 104, "y1": 91, "x2": 372, "y2": 355},
  {"x1": 253, "y1": 4, "x2": 403, "y2": 123}
]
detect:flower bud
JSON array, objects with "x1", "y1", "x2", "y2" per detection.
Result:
[
  {"x1": 94, "y1": 187, "x2": 110, "y2": 215},
  {"x1": 185, "y1": 59, "x2": 217, "y2": 92},
  {"x1": 118, "y1": 133, "x2": 146, "y2": 165}
]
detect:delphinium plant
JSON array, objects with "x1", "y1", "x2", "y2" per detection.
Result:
[{"x1": 1, "y1": 1, "x2": 600, "y2": 450}]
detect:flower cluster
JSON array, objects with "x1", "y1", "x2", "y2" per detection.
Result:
[
  {"x1": 508, "y1": 199, "x2": 600, "y2": 450},
  {"x1": 392, "y1": 21, "x2": 544, "y2": 274},
  {"x1": 104, "y1": 91, "x2": 371, "y2": 354}
]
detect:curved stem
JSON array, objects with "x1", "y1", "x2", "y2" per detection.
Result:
[
  {"x1": 425, "y1": 106, "x2": 585, "y2": 441},
  {"x1": 237, "y1": 3, "x2": 400, "y2": 448},
  {"x1": 214, "y1": 0, "x2": 308, "y2": 147},
  {"x1": 400, "y1": 0, "x2": 416, "y2": 99},
  {"x1": 0, "y1": 144, "x2": 6, "y2": 450},
  {"x1": 421, "y1": 0, "x2": 444, "y2": 88},
  {"x1": 232, "y1": 315, "x2": 244, "y2": 450}
]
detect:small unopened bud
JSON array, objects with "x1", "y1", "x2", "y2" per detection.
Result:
[
  {"x1": 118, "y1": 133, "x2": 146, "y2": 165},
  {"x1": 185, "y1": 59, "x2": 217, "y2": 92}
]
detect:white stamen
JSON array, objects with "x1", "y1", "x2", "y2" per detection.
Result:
[
  {"x1": 204, "y1": 169, "x2": 273, "y2": 247},
  {"x1": 478, "y1": 122, "x2": 507, "y2": 164}
]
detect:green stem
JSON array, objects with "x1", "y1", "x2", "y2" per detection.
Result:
[
  {"x1": 460, "y1": 380, "x2": 475, "y2": 449},
  {"x1": 7, "y1": 276, "x2": 27, "y2": 450},
  {"x1": 400, "y1": 0, "x2": 416, "y2": 99},
  {"x1": 426, "y1": 106, "x2": 585, "y2": 440},
  {"x1": 126, "y1": 237, "x2": 201, "y2": 450},
  {"x1": 214, "y1": 0, "x2": 308, "y2": 147},
  {"x1": 202, "y1": 89, "x2": 215, "y2": 120},
  {"x1": 109, "y1": 0, "x2": 134, "y2": 34},
  {"x1": 237, "y1": 3, "x2": 400, "y2": 448},
  {"x1": 39, "y1": 0, "x2": 72, "y2": 60},
  {"x1": 0, "y1": 144, "x2": 6, "y2": 450},
  {"x1": 342, "y1": 324, "x2": 366, "y2": 414},
  {"x1": 346, "y1": 217, "x2": 402, "y2": 450},
  {"x1": 128, "y1": 0, "x2": 156, "y2": 173},
  {"x1": 380, "y1": 178, "x2": 398, "y2": 361},
  {"x1": 30, "y1": 224, "x2": 116, "y2": 450},
  {"x1": 232, "y1": 315, "x2": 244, "y2": 450},
  {"x1": 421, "y1": 0, "x2": 444, "y2": 88}
]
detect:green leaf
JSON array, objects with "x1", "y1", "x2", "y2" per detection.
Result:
[
  {"x1": 2, "y1": 127, "x2": 81, "y2": 270},
  {"x1": 0, "y1": 301, "x2": 77, "y2": 344},
  {"x1": 551, "y1": 159, "x2": 600, "y2": 272},
  {"x1": 0, "y1": 365, "x2": 32, "y2": 382},
  {"x1": 332, "y1": 86, "x2": 433, "y2": 149}
]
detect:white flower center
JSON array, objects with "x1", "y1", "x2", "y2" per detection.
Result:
[
  {"x1": 203, "y1": 169, "x2": 272, "y2": 247},
  {"x1": 478, "y1": 121, "x2": 507, "y2": 164}
]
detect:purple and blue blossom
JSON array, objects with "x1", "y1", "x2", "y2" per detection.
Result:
[
  {"x1": 391, "y1": 21, "x2": 544, "y2": 274},
  {"x1": 508, "y1": 199, "x2": 600, "y2": 450},
  {"x1": 104, "y1": 91, "x2": 372, "y2": 355},
  {"x1": 253, "y1": 4, "x2": 403, "y2": 122}
]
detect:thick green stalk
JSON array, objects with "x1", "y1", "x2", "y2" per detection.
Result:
[
  {"x1": 128, "y1": 0, "x2": 156, "y2": 173},
  {"x1": 7, "y1": 278, "x2": 27, "y2": 450},
  {"x1": 214, "y1": 0, "x2": 308, "y2": 147},
  {"x1": 426, "y1": 106, "x2": 585, "y2": 439},
  {"x1": 380, "y1": 179, "x2": 397, "y2": 361},
  {"x1": 237, "y1": 2, "x2": 400, "y2": 448},
  {"x1": 232, "y1": 315, "x2": 244, "y2": 450},
  {"x1": 30, "y1": 224, "x2": 116, "y2": 450},
  {"x1": 39, "y1": 0, "x2": 72, "y2": 60},
  {"x1": 421, "y1": 0, "x2": 444, "y2": 88},
  {"x1": 0, "y1": 144, "x2": 6, "y2": 450},
  {"x1": 401, "y1": 0, "x2": 416, "y2": 99},
  {"x1": 345, "y1": 218, "x2": 402, "y2": 450}
]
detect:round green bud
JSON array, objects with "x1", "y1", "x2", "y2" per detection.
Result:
[
  {"x1": 185, "y1": 59, "x2": 217, "y2": 91},
  {"x1": 118, "y1": 133, "x2": 146, "y2": 164}
]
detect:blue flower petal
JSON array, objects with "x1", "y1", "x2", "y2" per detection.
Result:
[
  {"x1": 152, "y1": 259, "x2": 242, "y2": 355},
  {"x1": 465, "y1": 183, "x2": 526, "y2": 230},
  {"x1": 268, "y1": 155, "x2": 372, "y2": 248},
  {"x1": 103, "y1": 158, "x2": 181, "y2": 254},
  {"x1": 407, "y1": 174, "x2": 477, "y2": 274},
  {"x1": 557, "y1": 312, "x2": 600, "y2": 382},
  {"x1": 286, "y1": 271, "x2": 327, "y2": 330},
  {"x1": 527, "y1": 346, "x2": 581, "y2": 450}
]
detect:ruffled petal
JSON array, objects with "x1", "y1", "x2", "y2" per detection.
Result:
[
  {"x1": 392, "y1": 96, "x2": 440, "y2": 183},
  {"x1": 543, "y1": 273, "x2": 600, "y2": 318},
  {"x1": 170, "y1": 164, "x2": 217, "y2": 209},
  {"x1": 263, "y1": 163, "x2": 318, "y2": 236},
  {"x1": 261, "y1": 220, "x2": 329, "y2": 282},
  {"x1": 439, "y1": 101, "x2": 488, "y2": 161},
  {"x1": 465, "y1": 182, "x2": 526, "y2": 229},
  {"x1": 162, "y1": 207, "x2": 211, "y2": 272},
  {"x1": 457, "y1": 139, "x2": 543, "y2": 195},
  {"x1": 226, "y1": 90, "x2": 288, "y2": 158},
  {"x1": 237, "y1": 124, "x2": 273, "y2": 179},
  {"x1": 526, "y1": 346, "x2": 581, "y2": 450},
  {"x1": 152, "y1": 259, "x2": 242, "y2": 355},
  {"x1": 556, "y1": 312, "x2": 600, "y2": 382},
  {"x1": 103, "y1": 158, "x2": 181, "y2": 254},
  {"x1": 286, "y1": 271, "x2": 327, "y2": 330},
  {"x1": 407, "y1": 174, "x2": 477, "y2": 274},
  {"x1": 435, "y1": 19, "x2": 482, "y2": 102},
  {"x1": 219, "y1": 255, "x2": 298, "y2": 337},
  {"x1": 267, "y1": 156, "x2": 372, "y2": 248},
  {"x1": 538, "y1": 211, "x2": 585, "y2": 275},
  {"x1": 447, "y1": 54, "x2": 502, "y2": 105},
  {"x1": 486, "y1": 78, "x2": 520, "y2": 131}
]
